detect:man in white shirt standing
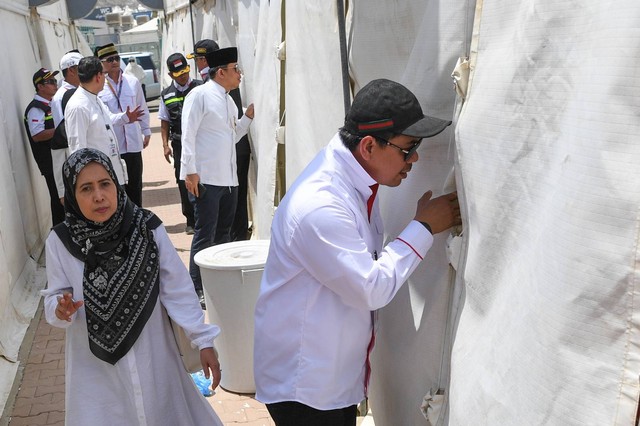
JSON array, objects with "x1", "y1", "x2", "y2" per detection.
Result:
[
  {"x1": 51, "y1": 50, "x2": 83, "y2": 203},
  {"x1": 180, "y1": 47, "x2": 254, "y2": 306},
  {"x1": 96, "y1": 43, "x2": 151, "y2": 206},
  {"x1": 65, "y1": 56, "x2": 143, "y2": 186},
  {"x1": 253, "y1": 79, "x2": 461, "y2": 425}
]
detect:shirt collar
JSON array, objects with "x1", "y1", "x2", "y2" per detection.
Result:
[
  {"x1": 173, "y1": 78, "x2": 193, "y2": 92},
  {"x1": 328, "y1": 133, "x2": 378, "y2": 201},
  {"x1": 61, "y1": 80, "x2": 76, "y2": 90},
  {"x1": 34, "y1": 94, "x2": 50, "y2": 105}
]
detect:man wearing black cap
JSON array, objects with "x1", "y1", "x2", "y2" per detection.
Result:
[
  {"x1": 253, "y1": 79, "x2": 461, "y2": 425},
  {"x1": 95, "y1": 43, "x2": 150, "y2": 207},
  {"x1": 23, "y1": 67, "x2": 65, "y2": 225},
  {"x1": 186, "y1": 39, "x2": 219, "y2": 82},
  {"x1": 158, "y1": 52, "x2": 202, "y2": 235},
  {"x1": 180, "y1": 46, "x2": 255, "y2": 305}
]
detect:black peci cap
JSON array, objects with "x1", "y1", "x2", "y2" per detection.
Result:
[{"x1": 205, "y1": 47, "x2": 238, "y2": 69}]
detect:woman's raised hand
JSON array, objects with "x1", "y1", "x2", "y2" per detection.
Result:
[{"x1": 55, "y1": 292, "x2": 84, "y2": 322}]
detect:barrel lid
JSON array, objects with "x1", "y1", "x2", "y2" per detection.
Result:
[{"x1": 194, "y1": 240, "x2": 270, "y2": 270}]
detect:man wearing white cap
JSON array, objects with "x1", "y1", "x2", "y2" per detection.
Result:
[{"x1": 51, "y1": 50, "x2": 83, "y2": 202}]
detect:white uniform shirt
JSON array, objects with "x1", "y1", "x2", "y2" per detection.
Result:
[
  {"x1": 51, "y1": 80, "x2": 76, "y2": 126},
  {"x1": 99, "y1": 72, "x2": 151, "y2": 154},
  {"x1": 26, "y1": 94, "x2": 51, "y2": 136},
  {"x1": 43, "y1": 225, "x2": 223, "y2": 426},
  {"x1": 254, "y1": 134, "x2": 434, "y2": 410},
  {"x1": 64, "y1": 86, "x2": 127, "y2": 184},
  {"x1": 179, "y1": 80, "x2": 252, "y2": 185},
  {"x1": 51, "y1": 80, "x2": 76, "y2": 197}
]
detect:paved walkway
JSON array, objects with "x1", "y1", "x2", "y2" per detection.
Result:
[{"x1": 4, "y1": 103, "x2": 274, "y2": 426}]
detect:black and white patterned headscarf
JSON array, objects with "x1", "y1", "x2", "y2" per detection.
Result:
[{"x1": 54, "y1": 148, "x2": 162, "y2": 365}]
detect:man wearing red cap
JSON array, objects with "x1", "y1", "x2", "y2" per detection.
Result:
[
  {"x1": 253, "y1": 79, "x2": 461, "y2": 425},
  {"x1": 23, "y1": 67, "x2": 65, "y2": 225},
  {"x1": 180, "y1": 47, "x2": 255, "y2": 305}
]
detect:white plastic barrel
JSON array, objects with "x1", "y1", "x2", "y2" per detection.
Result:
[{"x1": 194, "y1": 240, "x2": 270, "y2": 393}]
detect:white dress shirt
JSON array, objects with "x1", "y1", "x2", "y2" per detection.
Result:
[
  {"x1": 51, "y1": 81, "x2": 76, "y2": 197},
  {"x1": 179, "y1": 80, "x2": 252, "y2": 185},
  {"x1": 43, "y1": 225, "x2": 223, "y2": 426},
  {"x1": 51, "y1": 80, "x2": 76, "y2": 126},
  {"x1": 254, "y1": 134, "x2": 434, "y2": 410},
  {"x1": 64, "y1": 86, "x2": 127, "y2": 184},
  {"x1": 99, "y1": 72, "x2": 151, "y2": 154}
]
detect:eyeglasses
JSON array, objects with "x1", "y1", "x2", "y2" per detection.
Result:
[
  {"x1": 223, "y1": 64, "x2": 243, "y2": 74},
  {"x1": 43, "y1": 79, "x2": 57, "y2": 85},
  {"x1": 374, "y1": 136, "x2": 422, "y2": 161},
  {"x1": 101, "y1": 55, "x2": 120, "y2": 63}
]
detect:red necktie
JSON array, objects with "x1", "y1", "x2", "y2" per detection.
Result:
[{"x1": 367, "y1": 184, "x2": 379, "y2": 221}]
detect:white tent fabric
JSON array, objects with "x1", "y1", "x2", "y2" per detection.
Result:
[
  {"x1": 283, "y1": 1, "x2": 346, "y2": 185},
  {"x1": 450, "y1": 0, "x2": 640, "y2": 424}
]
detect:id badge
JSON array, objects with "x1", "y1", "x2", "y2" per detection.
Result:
[{"x1": 109, "y1": 140, "x2": 118, "y2": 156}]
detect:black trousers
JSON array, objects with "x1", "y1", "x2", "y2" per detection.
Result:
[
  {"x1": 43, "y1": 170, "x2": 64, "y2": 226},
  {"x1": 122, "y1": 152, "x2": 143, "y2": 207},
  {"x1": 171, "y1": 140, "x2": 195, "y2": 227},
  {"x1": 266, "y1": 401, "x2": 357, "y2": 426}
]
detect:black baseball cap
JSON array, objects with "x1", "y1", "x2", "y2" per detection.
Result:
[
  {"x1": 186, "y1": 39, "x2": 219, "y2": 59},
  {"x1": 32, "y1": 67, "x2": 59, "y2": 88},
  {"x1": 166, "y1": 53, "x2": 190, "y2": 77},
  {"x1": 345, "y1": 79, "x2": 451, "y2": 138}
]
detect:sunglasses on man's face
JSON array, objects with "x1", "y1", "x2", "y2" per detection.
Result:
[
  {"x1": 42, "y1": 79, "x2": 57, "y2": 85},
  {"x1": 102, "y1": 55, "x2": 120, "y2": 63}
]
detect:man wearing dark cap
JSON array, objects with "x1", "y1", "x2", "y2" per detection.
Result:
[
  {"x1": 253, "y1": 79, "x2": 461, "y2": 424},
  {"x1": 186, "y1": 39, "x2": 219, "y2": 81},
  {"x1": 180, "y1": 47, "x2": 255, "y2": 305},
  {"x1": 23, "y1": 67, "x2": 65, "y2": 225},
  {"x1": 158, "y1": 52, "x2": 202, "y2": 235},
  {"x1": 95, "y1": 43, "x2": 150, "y2": 207}
]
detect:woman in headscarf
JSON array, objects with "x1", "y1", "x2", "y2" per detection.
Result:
[{"x1": 42, "y1": 148, "x2": 223, "y2": 426}]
